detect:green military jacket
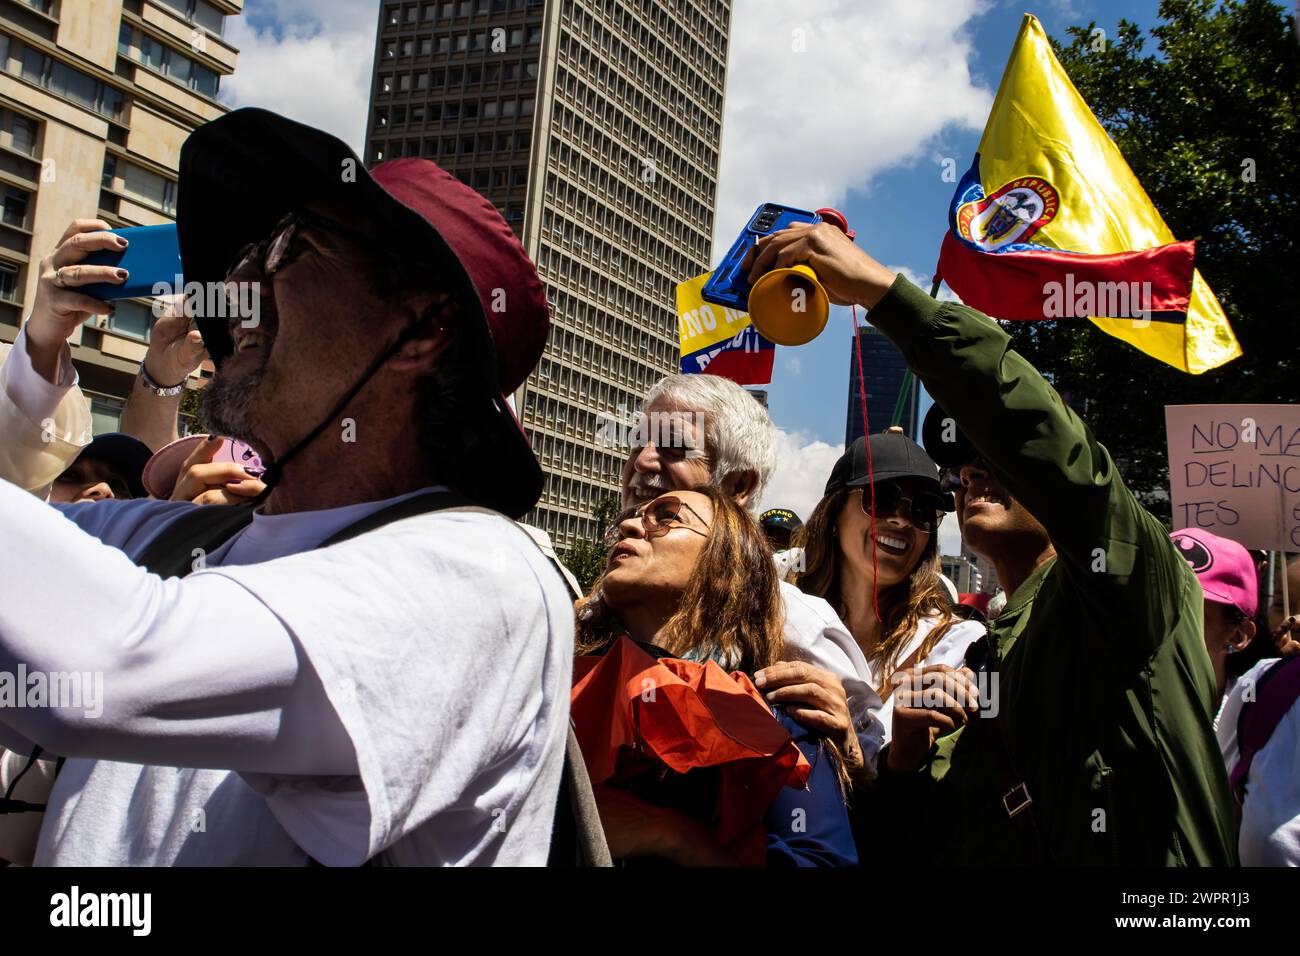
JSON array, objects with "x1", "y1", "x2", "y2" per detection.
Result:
[{"x1": 870, "y1": 277, "x2": 1236, "y2": 866}]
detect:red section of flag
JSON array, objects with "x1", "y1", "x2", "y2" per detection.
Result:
[
  {"x1": 690, "y1": 347, "x2": 774, "y2": 386},
  {"x1": 937, "y1": 234, "x2": 1196, "y2": 322}
]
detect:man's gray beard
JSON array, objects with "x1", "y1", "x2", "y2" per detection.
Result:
[{"x1": 199, "y1": 364, "x2": 265, "y2": 450}]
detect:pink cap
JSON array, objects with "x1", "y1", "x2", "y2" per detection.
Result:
[
  {"x1": 1170, "y1": 529, "x2": 1258, "y2": 618},
  {"x1": 142, "y1": 434, "x2": 265, "y2": 500}
]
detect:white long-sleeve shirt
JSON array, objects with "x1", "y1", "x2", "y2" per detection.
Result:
[
  {"x1": 1216, "y1": 659, "x2": 1300, "y2": 866},
  {"x1": 0, "y1": 477, "x2": 575, "y2": 866},
  {"x1": 778, "y1": 582, "x2": 887, "y2": 769},
  {"x1": 0, "y1": 330, "x2": 91, "y2": 497}
]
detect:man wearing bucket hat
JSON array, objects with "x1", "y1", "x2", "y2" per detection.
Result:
[
  {"x1": 744, "y1": 221, "x2": 1235, "y2": 865},
  {"x1": 0, "y1": 109, "x2": 574, "y2": 866}
]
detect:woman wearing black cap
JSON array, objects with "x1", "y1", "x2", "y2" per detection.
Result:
[{"x1": 792, "y1": 430, "x2": 985, "y2": 750}]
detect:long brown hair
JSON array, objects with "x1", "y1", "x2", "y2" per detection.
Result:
[
  {"x1": 576, "y1": 488, "x2": 783, "y2": 673},
  {"x1": 793, "y1": 486, "x2": 957, "y2": 694}
]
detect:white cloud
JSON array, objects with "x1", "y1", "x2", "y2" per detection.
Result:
[
  {"x1": 783, "y1": 356, "x2": 803, "y2": 375},
  {"x1": 221, "y1": 1, "x2": 379, "y2": 152},
  {"x1": 760, "y1": 428, "x2": 843, "y2": 521},
  {"x1": 887, "y1": 264, "x2": 963, "y2": 303},
  {"x1": 714, "y1": 0, "x2": 993, "y2": 259}
]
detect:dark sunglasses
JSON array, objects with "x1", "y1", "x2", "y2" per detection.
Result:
[
  {"x1": 858, "y1": 483, "x2": 946, "y2": 533},
  {"x1": 604, "y1": 495, "x2": 711, "y2": 547},
  {"x1": 225, "y1": 210, "x2": 398, "y2": 280}
]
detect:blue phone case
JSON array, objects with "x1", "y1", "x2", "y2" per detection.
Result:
[
  {"x1": 80, "y1": 224, "x2": 183, "y2": 301},
  {"x1": 701, "y1": 203, "x2": 822, "y2": 312}
]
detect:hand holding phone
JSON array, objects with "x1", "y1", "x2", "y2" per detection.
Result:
[
  {"x1": 80, "y1": 223, "x2": 182, "y2": 301},
  {"x1": 24, "y1": 219, "x2": 127, "y2": 382},
  {"x1": 701, "y1": 203, "x2": 822, "y2": 311}
]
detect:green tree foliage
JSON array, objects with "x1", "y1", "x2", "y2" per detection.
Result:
[
  {"x1": 559, "y1": 493, "x2": 623, "y2": 593},
  {"x1": 1007, "y1": 0, "x2": 1298, "y2": 515}
]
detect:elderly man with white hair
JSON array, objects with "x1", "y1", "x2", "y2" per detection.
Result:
[{"x1": 621, "y1": 372, "x2": 885, "y2": 782}]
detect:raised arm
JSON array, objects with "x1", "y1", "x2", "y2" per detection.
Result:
[
  {"x1": 118, "y1": 299, "x2": 209, "y2": 453},
  {"x1": 0, "y1": 218, "x2": 130, "y2": 495},
  {"x1": 744, "y1": 222, "x2": 1190, "y2": 647}
]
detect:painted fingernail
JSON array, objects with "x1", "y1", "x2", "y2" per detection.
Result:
[
  {"x1": 116, "y1": 236, "x2": 129, "y2": 248},
  {"x1": 752, "y1": 671, "x2": 767, "y2": 688},
  {"x1": 116, "y1": 269, "x2": 129, "y2": 281}
]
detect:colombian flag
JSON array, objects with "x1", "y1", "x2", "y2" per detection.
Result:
[
  {"x1": 936, "y1": 14, "x2": 1240, "y2": 374},
  {"x1": 675, "y1": 271, "x2": 774, "y2": 385}
]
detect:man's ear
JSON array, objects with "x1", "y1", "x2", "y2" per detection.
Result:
[
  {"x1": 388, "y1": 296, "x2": 457, "y2": 372},
  {"x1": 1232, "y1": 619, "x2": 1257, "y2": 653},
  {"x1": 721, "y1": 469, "x2": 761, "y2": 506}
]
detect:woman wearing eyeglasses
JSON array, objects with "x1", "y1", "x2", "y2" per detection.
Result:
[
  {"x1": 575, "y1": 488, "x2": 857, "y2": 866},
  {"x1": 792, "y1": 431, "x2": 986, "y2": 747}
]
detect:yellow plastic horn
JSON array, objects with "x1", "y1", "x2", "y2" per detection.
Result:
[{"x1": 746, "y1": 264, "x2": 830, "y2": 346}]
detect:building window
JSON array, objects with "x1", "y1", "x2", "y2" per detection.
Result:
[
  {"x1": 154, "y1": 0, "x2": 227, "y2": 36},
  {"x1": 118, "y1": 26, "x2": 220, "y2": 97},
  {"x1": 0, "y1": 261, "x2": 19, "y2": 303},
  {"x1": 107, "y1": 300, "x2": 155, "y2": 341},
  {"x1": 0, "y1": 108, "x2": 37, "y2": 156},
  {"x1": 1, "y1": 186, "x2": 30, "y2": 229},
  {"x1": 103, "y1": 157, "x2": 177, "y2": 215},
  {"x1": 89, "y1": 395, "x2": 125, "y2": 436},
  {"x1": 8, "y1": 38, "x2": 123, "y2": 118}
]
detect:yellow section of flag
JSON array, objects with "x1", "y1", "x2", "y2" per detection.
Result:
[{"x1": 977, "y1": 14, "x2": 1239, "y2": 373}]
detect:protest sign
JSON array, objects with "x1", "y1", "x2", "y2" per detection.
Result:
[{"x1": 1165, "y1": 404, "x2": 1300, "y2": 551}]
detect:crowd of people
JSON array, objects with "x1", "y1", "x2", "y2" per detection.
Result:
[{"x1": 0, "y1": 108, "x2": 1296, "y2": 868}]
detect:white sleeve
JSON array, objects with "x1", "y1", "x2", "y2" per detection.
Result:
[
  {"x1": 1239, "y1": 697, "x2": 1300, "y2": 866},
  {"x1": 0, "y1": 329, "x2": 92, "y2": 496},
  {"x1": 923, "y1": 618, "x2": 987, "y2": 670},
  {"x1": 0, "y1": 477, "x2": 356, "y2": 775},
  {"x1": 779, "y1": 581, "x2": 886, "y2": 771}
]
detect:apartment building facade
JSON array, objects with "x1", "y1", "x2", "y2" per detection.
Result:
[
  {"x1": 0, "y1": 0, "x2": 241, "y2": 434},
  {"x1": 364, "y1": 0, "x2": 731, "y2": 550}
]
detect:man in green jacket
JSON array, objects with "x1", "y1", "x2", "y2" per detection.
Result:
[{"x1": 744, "y1": 223, "x2": 1237, "y2": 865}]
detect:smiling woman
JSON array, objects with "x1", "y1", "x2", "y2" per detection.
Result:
[{"x1": 792, "y1": 432, "x2": 986, "y2": 725}]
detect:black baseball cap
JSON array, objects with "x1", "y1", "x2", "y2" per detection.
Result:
[
  {"x1": 921, "y1": 402, "x2": 979, "y2": 469},
  {"x1": 760, "y1": 508, "x2": 803, "y2": 549},
  {"x1": 824, "y1": 431, "x2": 942, "y2": 497},
  {"x1": 69, "y1": 433, "x2": 153, "y2": 499}
]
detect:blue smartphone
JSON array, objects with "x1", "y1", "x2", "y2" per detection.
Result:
[
  {"x1": 80, "y1": 224, "x2": 183, "y2": 301},
  {"x1": 701, "y1": 203, "x2": 822, "y2": 311}
]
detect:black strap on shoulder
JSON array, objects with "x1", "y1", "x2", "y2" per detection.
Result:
[
  {"x1": 134, "y1": 504, "x2": 259, "y2": 578},
  {"x1": 133, "y1": 490, "x2": 483, "y2": 580}
]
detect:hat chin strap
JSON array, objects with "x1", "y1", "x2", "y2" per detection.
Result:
[{"x1": 248, "y1": 298, "x2": 460, "y2": 502}]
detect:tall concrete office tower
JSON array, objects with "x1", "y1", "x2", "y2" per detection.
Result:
[
  {"x1": 365, "y1": 0, "x2": 731, "y2": 550},
  {"x1": 0, "y1": 0, "x2": 242, "y2": 434}
]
